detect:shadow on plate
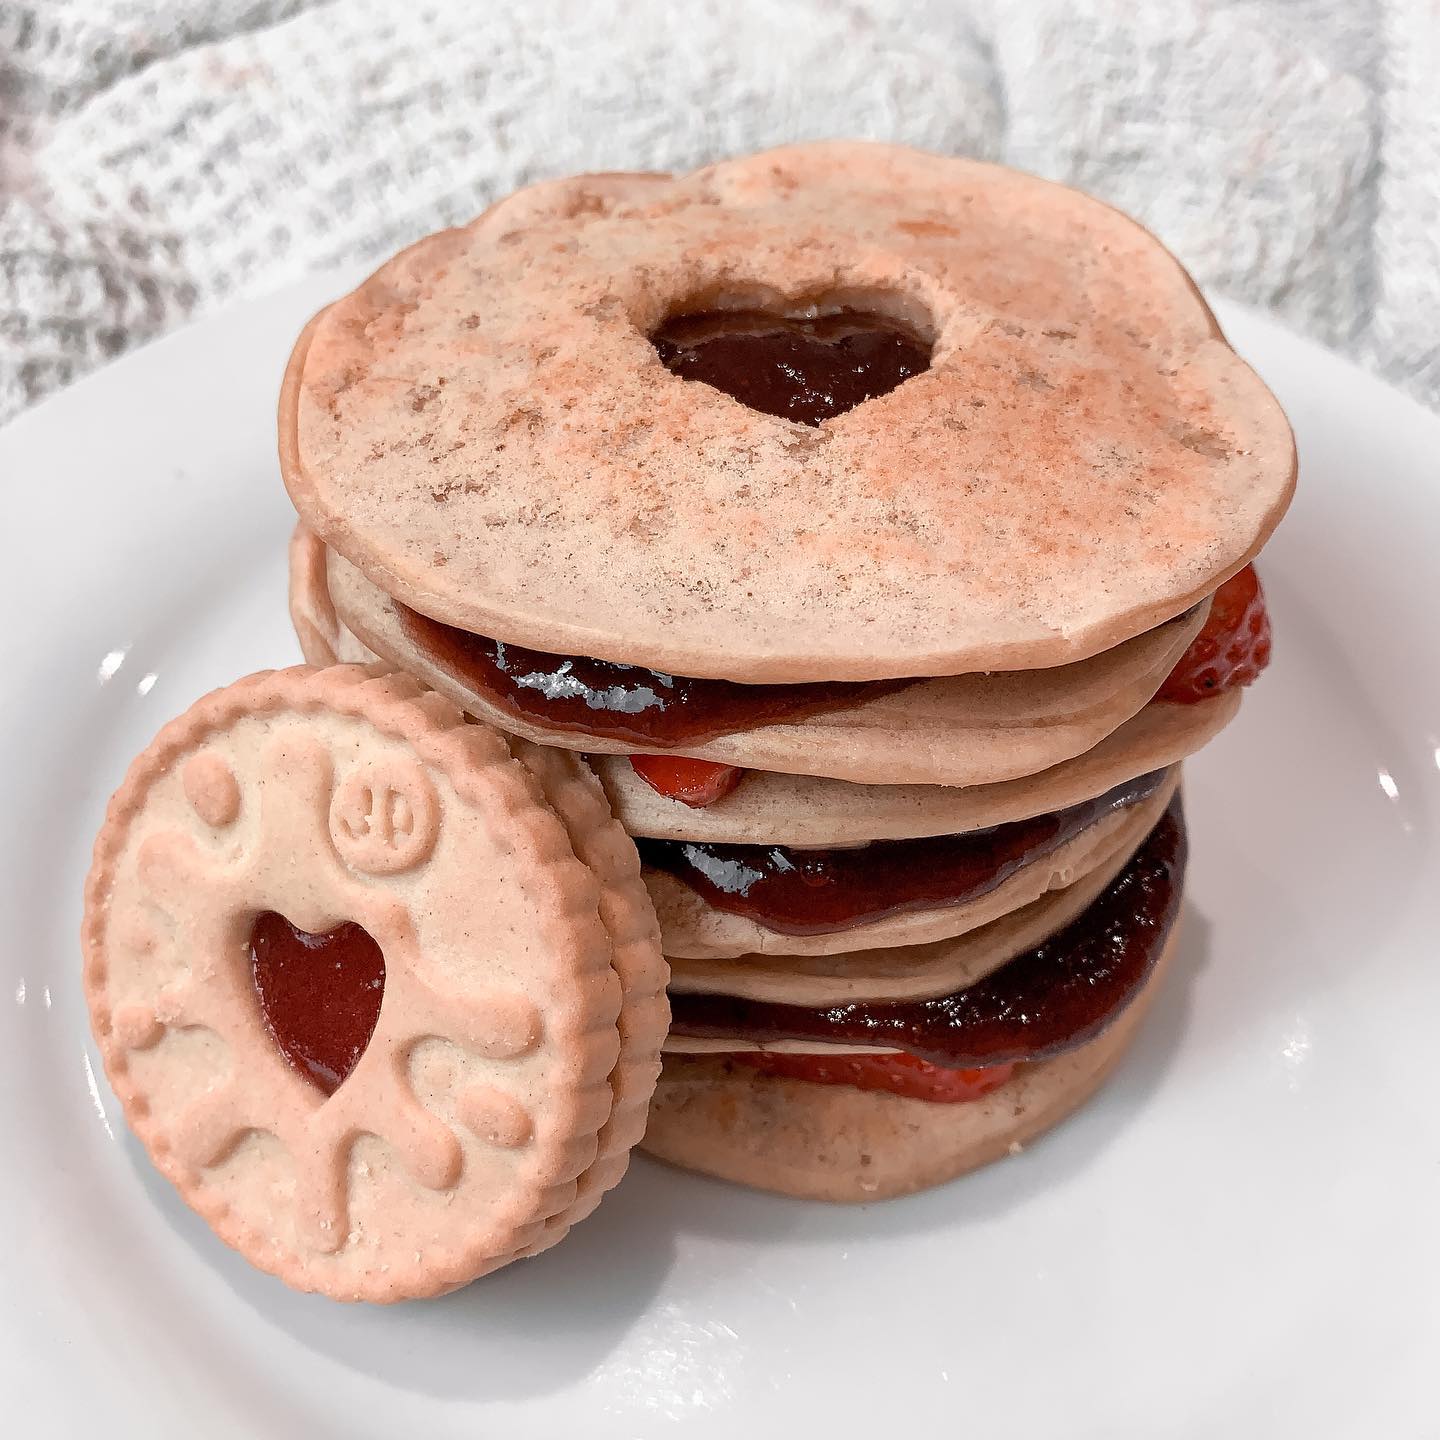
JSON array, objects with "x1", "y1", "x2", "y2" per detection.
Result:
[
  {"x1": 121, "y1": 906, "x2": 1208, "y2": 1401},
  {"x1": 124, "y1": 1129, "x2": 683, "y2": 1401}
]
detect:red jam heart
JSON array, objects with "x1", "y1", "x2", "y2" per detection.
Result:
[
  {"x1": 651, "y1": 308, "x2": 931, "y2": 425},
  {"x1": 249, "y1": 912, "x2": 385, "y2": 1095}
]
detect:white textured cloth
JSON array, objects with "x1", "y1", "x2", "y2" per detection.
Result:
[{"x1": 1, "y1": 0, "x2": 1437, "y2": 424}]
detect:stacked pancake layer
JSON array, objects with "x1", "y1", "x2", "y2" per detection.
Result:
[
  {"x1": 280, "y1": 142, "x2": 1294, "y2": 1199},
  {"x1": 289, "y1": 524, "x2": 1239, "y2": 1199}
]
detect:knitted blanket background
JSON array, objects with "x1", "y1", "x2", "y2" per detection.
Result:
[{"x1": 1, "y1": 0, "x2": 1436, "y2": 423}]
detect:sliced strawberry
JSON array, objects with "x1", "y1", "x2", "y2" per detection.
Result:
[
  {"x1": 1159, "y1": 563, "x2": 1272, "y2": 703},
  {"x1": 629, "y1": 754, "x2": 745, "y2": 807},
  {"x1": 730, "y1": 1049, "x2": 1017, "y2": 1103}
]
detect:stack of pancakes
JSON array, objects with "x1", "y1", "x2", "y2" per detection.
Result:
[{"x1": 280, "y1": 143, "x2": 1294, "y2": 1200}]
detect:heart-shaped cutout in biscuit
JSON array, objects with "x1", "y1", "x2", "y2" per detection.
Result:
[
  {"x1": 250, "y1": 911, "x2": 385, "y2": 1095},
  {"x1": 84, "y1": 664, "x2": 668, "y2": 1299},
  {"x1": 652, "y1": 309, "x2": 930, "y2": 425}
]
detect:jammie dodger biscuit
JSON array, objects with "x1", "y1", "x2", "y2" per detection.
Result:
[{"x1": 82, "y1": 665, "x2": 666, "y2": 1300}]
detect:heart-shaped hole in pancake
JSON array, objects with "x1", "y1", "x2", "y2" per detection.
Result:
[
  {"x1": 652, "y1": 308, "x2": 931, "y2": 425},
  {"x1": 249, "y1": 912, "x2": 385, "y2": 1095}
]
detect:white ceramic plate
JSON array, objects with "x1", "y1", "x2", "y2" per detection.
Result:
[{"x1": 1, "y1": 280, "x2": 1436, "y2": 1437}]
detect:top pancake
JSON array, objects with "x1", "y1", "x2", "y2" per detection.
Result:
[{"x1": 281, "y1": 141, "x2": 1295, "y2": 683}]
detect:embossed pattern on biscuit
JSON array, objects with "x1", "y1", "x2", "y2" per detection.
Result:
[{"x1": 83, "y1": 666, "x2": 638, "y2": 1302}]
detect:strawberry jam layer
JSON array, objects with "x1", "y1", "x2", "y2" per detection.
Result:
[
  {"x1": 629, "y1": 755, "x2": 746, "y2": 806},
  {"x1": 637, "y1": 769, "x2": 1166, "y2": 936},
  {"x1": 668, "y1": 794, "x2": 1186, "y2": 1068},
  {"x1": 651, "y1": 308, "x2": 931, "y2": 426},
  {"x1": 250, "y1": 912, "x2": 385, "y2": 1095},
  {"x1": 731, "y1": 1050, "x2": 1017, "y2": 1103},
  {"x1": 396, "y1": 606, "x2": 911, "y2": 746}
]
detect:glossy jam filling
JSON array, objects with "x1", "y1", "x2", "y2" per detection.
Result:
[
  {"x1": 249, "y1": 912, "x2": 385, "y2": 1095},
  {"x1": 629, "y1": 755, "x2": 745, "y2": 806},
  {"x1": 399, "y1": 590, "x2": 1244, "y2": 760},
  {"x1": 637, "y1": 769, "x2": 1166, "y2": 936},
  {"x1": 730, "y1": 1051, "x2": 1017, "y2": 1104},
  {"x1": 396, "y1": 605, "x2": 911, "y2": 746},
  {"x1": 651, "y1": 308, "x2": 931, "y2": 426},
  {"x1": 669, "y1": 795, "x2": 1186, "y2": 1068}
]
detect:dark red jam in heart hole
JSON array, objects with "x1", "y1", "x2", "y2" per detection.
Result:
[
  {"x1": 637, "y1": 769, "x2": 1167, "y2": 936},
  {"x1": 668, "y1": 795, "x2": 1187, "y2": 1068},
  {"x1": 396, "y1": 606, "x2": 913, "y2": 746},
  {"x1": 396, "y1": 308, "x2": 928, "y2": 744},
  {"x1": 651, "y1": 308, "x2": 931, "y2": 425},
  {"x1": 249, "y1": 912, "x2": 385, "y2": 1096}
]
